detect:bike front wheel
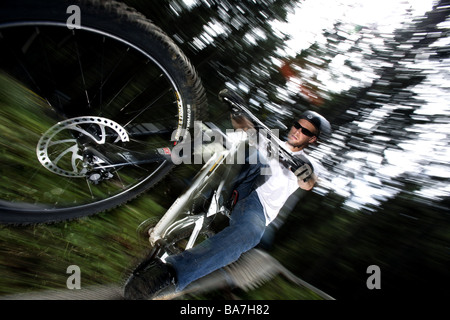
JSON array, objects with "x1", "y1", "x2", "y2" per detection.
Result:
[{"x1": 0, "y1": 0, "x2": 207, "y2": 224}]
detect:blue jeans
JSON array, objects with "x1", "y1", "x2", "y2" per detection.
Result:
[
  {"x1": 165, "y1": 192, "x2": 266, "y2": 290},
  {"x1": 165, "y1": 148, "x2": 267, "y2": 291}
]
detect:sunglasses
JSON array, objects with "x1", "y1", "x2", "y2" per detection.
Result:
[{"x1": 292, "y1": 122, "x2": 315, "y2": 137}]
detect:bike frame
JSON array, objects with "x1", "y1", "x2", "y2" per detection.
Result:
[{"x1": 148, "y1": 122, "x2": 248, "y2": 252}]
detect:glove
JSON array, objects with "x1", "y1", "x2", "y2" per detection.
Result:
[{"x1": 290, "y1": 155, "x2": 314, "y2": 182}]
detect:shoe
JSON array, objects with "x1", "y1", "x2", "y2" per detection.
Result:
[{"x1": 124, "y1": 258, "x2": 176, "y2": 300}]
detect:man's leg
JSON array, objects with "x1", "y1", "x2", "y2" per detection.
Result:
[{"x1": 165, "y1": 191, "x2": 266, "y2": 290}]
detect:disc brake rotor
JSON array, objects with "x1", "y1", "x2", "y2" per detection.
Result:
[{"x1": 36, "y1": 116, "x2": 129, "y2": 177}]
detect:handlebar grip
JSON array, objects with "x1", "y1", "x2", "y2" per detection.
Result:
[
  {"x1": 288, "y1": 154, "x2": 314, "y2": 181},
  {"x1": 218, "y1": 89, "x2": 245, "y2": 110},
  {"x1": 218, "y1": 89, "x2": 229, "y2": 103}
]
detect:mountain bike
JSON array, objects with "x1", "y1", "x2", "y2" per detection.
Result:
[
  {"x1": 123, "y1": 89, "x2": 315, "y2": 298},
  {"x1": 0, "y1": 0, "x2": 207, "y2": 224},
  {"x1": 0, "y1": 0, "x2": 319, "y2": 299},
  {"x1": 0, "y1": 0, "x2": 313, "y2": 246}
]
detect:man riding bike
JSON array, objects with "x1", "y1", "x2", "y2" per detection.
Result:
[{"x1": 124, "y1": 90, "x2": 331, "y2": 300}]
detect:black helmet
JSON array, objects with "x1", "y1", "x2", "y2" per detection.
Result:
[{"x1": 300, "y1": 110, "x2": 331, "y2": 140}]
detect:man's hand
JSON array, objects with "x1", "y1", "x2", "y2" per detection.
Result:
[
  {"x1": 297, "y1": 172, "x2": 317, "y2": 191},
  {"x1": 290, "y1": 155, "x2": 316, "y2": 190},
  {"x1": 231, "y1": 114, "x2": 254, "y2": 131},
  {"x1": 292, "y1": 162, "x2": 313, "y2": 181},
  {"x1": 219, "y1": 89, "x2": 255, "y2": 131}
]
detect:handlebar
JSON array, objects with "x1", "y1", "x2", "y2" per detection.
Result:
[{"x1": 218, "y1": 89, "x2": 314, "y2": 178}]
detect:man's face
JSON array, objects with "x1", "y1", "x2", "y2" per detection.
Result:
[{"x1": 287, "y1": 119, "x2": 317, "y2": 150}]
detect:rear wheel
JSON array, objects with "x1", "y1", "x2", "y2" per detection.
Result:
[{"x1": 0, "y1": 0, "x2": 207, "y2": 224}]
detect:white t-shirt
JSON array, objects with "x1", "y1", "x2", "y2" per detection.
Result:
[{"x1": 255, "y1": 138, "x2": 322, "y2": 225}]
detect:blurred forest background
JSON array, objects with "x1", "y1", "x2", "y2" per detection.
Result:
[{"x1": 1, "y1": 0, "x2": 449, "y2": 300}]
